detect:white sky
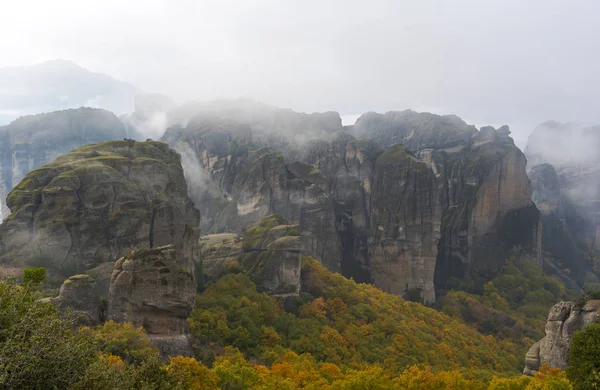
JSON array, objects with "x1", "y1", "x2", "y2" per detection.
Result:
[{"x1": 2, "y1": 0, "x2": 600, "y2": 148}]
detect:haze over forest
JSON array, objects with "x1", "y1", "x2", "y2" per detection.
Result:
[{"x1": 3, "y1": 0, "x2": 600, "y2": 149}]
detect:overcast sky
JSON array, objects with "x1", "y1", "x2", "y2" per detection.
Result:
[{"x1": 2, "y1": 0, "x2": 600, "y2": 148}]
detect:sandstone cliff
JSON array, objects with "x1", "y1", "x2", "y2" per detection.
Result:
[
  {"x1": 524, "y1": 300, "x2": 600, "y2": 375},
  {"x1": 108, "y1": 245, "x2": 195, "y2": 357},
  {"x1": 163, "y1": 102, "x2": 539, "y2": 301},
  {"x1": 0, "y1": 108, "x2": 129, "y2": 219},
  {"x1": 0, "y1": 139, "x2": 200, "y2": 277}
]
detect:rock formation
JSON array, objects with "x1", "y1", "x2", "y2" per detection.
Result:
[
  {"x1": 199, "y1": 233, "x2": 243, "y2": 280},
  {"x1": 0, "y1": 107, "x2": 128, "y2": 218},
  {"x1": 163, "y1": 102, "x2": 539, "y2": 302},
  {"x1": 525, "y1": 121, "x2": 600, "y2": 287},
  {"x1": 240, "y1": 215, "x2": 301, "y2": 295},
  {"x1": 369, "y1": 145, "x2": 441, "y2": 302},
  {"x1": 524, "y1": 300, "x2": 600, "y2": 375},
  {"x1": 350, "y1": 110, "x2": 477, "y2": 151},
  {"x1": 0, "y1": 139, "x2": 200, "y2": 277},
  {"x1": 108, "y1": 245, "x2": 195, "y2": 357},
  {"x1": 45, "y1": 274, "x2": 105, "y2": 325},
  {"x1": 199, "y1": 214, "x2": 302, "y2": 295}
]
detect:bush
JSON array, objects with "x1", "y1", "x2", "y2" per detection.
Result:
[
  {"x1": 22, "y1": 266, "x2": 46, "y2": 285},
  {"x1": 80, "y1": 320, "x2": 159, "y2": 364},
  {"x1": 568, "y1": 323, "x2": 600, "y2": 389},
  {"x1": 0, "y1": 280, "x2": 97, "y2": 388}
]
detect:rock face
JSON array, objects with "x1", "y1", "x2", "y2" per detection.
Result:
[
  {"x1": 240, "y1": 215, "x2": 301, "y2": 295},
  {"x1": 199, "y1": 233, "x2": 243, "y2": 280},
  {"x1": 350, "y1": 110, "x2": 477, "y2": 151},
  {"x1": 108, "y1": 245, "x2": 195, "y2": 357},
  {"x1": 369, "y1": 145, "x2": 440, "y2": 301},
  {"x1": 524, "y1": 300, "x2": 600, "y2": 375},
  {"x1": 48, "y1": 274, "x2": 105, "y2": 325},
  {"x1": 163, "y1": 102, "x2": 539, "y2": 301},
  {"x1": 199, "y1": 215, "x2": 302, "y2": 295},
  {"x1": 0, "y1": 139, "x2": 200, "y2": 277},
  {"x1": 0, "y1": 107, "x2": 129, "y2": 219},
  {"x1": 525, "y1": 121, "x2": 600, "y2": 287}
]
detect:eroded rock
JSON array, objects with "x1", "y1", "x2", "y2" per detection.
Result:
[
  {"x1": 108, "y1": 245, "x2": 195, "y2": 357},
  {"x1": 0, "y1": 108, "x2": 128, "y2": 219},
  {"x1": 163, "y1": 102, "x2": 539, "y2": 301},
  {"x1": 47, "y1": 274, "x2": 105, "y2": 325},
  {"x1": 524, "y1": 300, "x2": 600, "y2": 375},
  {"x1": 0, "y1": 139, "x2": 200, "y2": 275},
  {"x1": 200, "y1": 215, "x2": 302, "y2": 295}
]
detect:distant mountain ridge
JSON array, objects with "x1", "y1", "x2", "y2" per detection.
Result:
[{"x1": 0, "y1": 59, "x2": 139, "y2": 124}]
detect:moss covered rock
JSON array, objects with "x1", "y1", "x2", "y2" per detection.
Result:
[
  {"x1": 0, "y1": 139, "x2": 200, "y2": 276},
  {"x1": 199, "y1": 215, "x2": 301, "y2": 295},
  {"x1": 0, "y1": 108, "x2": 130, "y2": 218}
]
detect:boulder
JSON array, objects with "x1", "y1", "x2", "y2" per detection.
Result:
[{"x1": 48, "y1": 274, "x2": 104, "y2": 325}]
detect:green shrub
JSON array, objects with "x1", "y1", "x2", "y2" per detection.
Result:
[
  {"x1": 0, "y1": 280, "x2": 97, "y2": 388},
  {"x1": 568, "y1": 323, "x2": 600, "y2": 389},
  {"x1": 22, "y1": 266, "x2": 46, "y2": 285}
]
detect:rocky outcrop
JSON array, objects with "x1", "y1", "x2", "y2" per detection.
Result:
[
  {"x1": 163, "y1": 102, "x2": 539, "y2": 301},
  {"x1": 0, "y1": 139, "x2": 200, "y2": 277},
  {"x1": 46, "y1": 274, "x2": 105, "y2": 325},
  {"x1": 0, "y1": 108, "x2": 129, "y2": 219},
  {"x1": 108, "y1": 245, "x2": 195, "y2": 357},
  {"x1": 240, "y1": 215, "x2": 301, "y2": 295},
  {"x1": 199, "y1": 215, "x2": 302, "y2": 295},
  {"x1": 524, "y1": 300, "x2": 600, "y2": 375},
  {"x1": 199, "y1": 233, "x2": 243, "y2": 280},
  {"x1": 349, "y1": 110, "x2": 477, "y2": 151}
]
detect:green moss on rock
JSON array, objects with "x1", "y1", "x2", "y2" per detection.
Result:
[{"x1": 242, "y1": 214, "x2": 289, "y2": 250}]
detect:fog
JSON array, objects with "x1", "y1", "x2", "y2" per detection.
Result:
[{"x1": 3, "y1": 0, "x2": 600, "y2": 149}]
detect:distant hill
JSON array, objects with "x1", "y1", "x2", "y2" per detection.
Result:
[{"x1": 0, "y1": 59, "x2": 139, "y2": 124}]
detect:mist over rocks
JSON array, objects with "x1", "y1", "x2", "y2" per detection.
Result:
[
  {"x1": 0, "y1": 139, "x2": 200, "y2": 277},
  {"x1": 0, "y1": 99, "x2": 544, "y2": 303},
  {"x1": 161, "y1": 100, "x2": 540, "y2": 302},
  {"x1": 0, "y1": 107, "x2": 129, "y2": 219},
  {"x1": 525, "y1": 121, "x2": 600, "y2": 288},
  {"x1": 0, "y1": 60, "x2": 139, "y2": 125},
  {"x1": 121, "y1": 93, "x2": 177, "y2": 140},
  {"x1": 350, "y1": 110, "x2": 478, "y2": 151}
]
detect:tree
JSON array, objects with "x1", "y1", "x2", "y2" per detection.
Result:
[
  {"x1": 0, "y1": 280, "x2": 97, "y2": 388},
  {"x1": 166, "y1": 356, "x2": 218, "y2": 389},
  {"x1": 195, "y1": 261, "x2": 204, "y2": 292},
  {"x1": 568, "y1": 323, "x2": 600, "y2": 389},
  {"x1": 22, "y1": 266, "x2": 46, "y2": 285},
  {"x1": 80, "y1": 320, "x2": 158, "y2": 364}
]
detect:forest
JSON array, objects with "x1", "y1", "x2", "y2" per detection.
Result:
[{"x1": 4, "y1": 256, "x2": 592, "y2": 389}]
